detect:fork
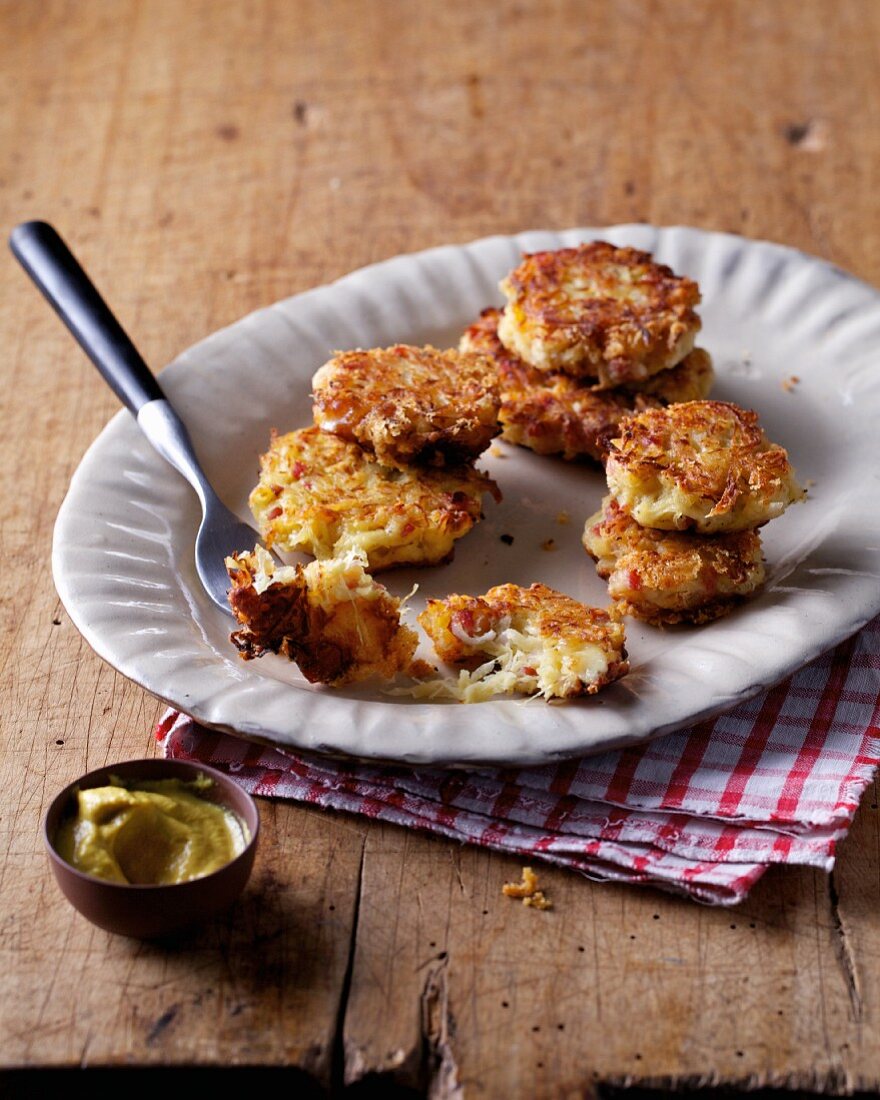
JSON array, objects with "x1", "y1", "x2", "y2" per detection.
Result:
[{"x1": 9, "y1": 220, "x2": 268, "y2": 615}]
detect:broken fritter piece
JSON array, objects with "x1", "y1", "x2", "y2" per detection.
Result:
[
  {"x1": 226, "y1": 545, "x2": 420, "y2": 685},
  {"x1": 583, "y1": 496, "x2": 766, "y2": 626},
  {"x1": 461, "y1": 307, "x2": 713, "y2": 461},
  {"x1": 311, "y1": 344, "x2": 501, "y2": 469},
  {"x1": 497, "y1": 241, "x2": 701, "y2": 387},
  {"x1": 604, "y1": 400, "x2": 805, "y2": 533},
  {"x1": 250, "y1": 426, "x2": 500, "y2": 571},
  {"x1": 416, "y1": 582, "x2": 628, "y2": 701}
]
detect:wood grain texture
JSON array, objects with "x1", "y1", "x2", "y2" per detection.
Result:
[{"x1": 2, "y1": 0, "x2": 879, "y2": 1094}]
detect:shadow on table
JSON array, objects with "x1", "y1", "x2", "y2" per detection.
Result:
[{"x1": 0, "y1": 1068, "x2": 426, "y2": 1098}]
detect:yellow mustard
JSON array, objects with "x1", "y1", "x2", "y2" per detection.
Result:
[{"x1": 55, "y1": 775, "x2": 247, "y2": 885}]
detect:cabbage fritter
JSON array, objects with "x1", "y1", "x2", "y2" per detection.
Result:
[
  {"x1": 497, "y1": 241, "x2": 701, "y2": 387},
  {"x1": 226, "y1": 546, "x2": 420, "y2": 685},
  {"x1": 461, "y1": 307, "x2": 713, "y2": 461},
  {"x1": 583, "y1": 496, "x2": 766, "y2": 626},
  {"x1": 417, "y1": 582, "x2": 628, "y2": 701},
  {"x1": 605, "y1": 401, "x2": 804, "y2": 533},
  {"x1": 250, "y1": 426, "x2": 500, "y2": 571},
  {"x1": 311, "y1": 344, "x2": 501, "y2": 469}
]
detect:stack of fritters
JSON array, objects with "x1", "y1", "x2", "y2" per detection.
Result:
[
  {"x1": 583, "y1": 400, "x2": 805, "y2": 625},
  {"x1": 252, "y1": 344, "x2": 503, "y2": 571},
  {"x1": 225, "y1": 241, "x2": 803, "y2": 693},
  {"x1": 227, "y1": 344, "x2": 503, "y2": 684},
  {"x1": 460, "y1": 242, "x2": 714, "y2": 462}
]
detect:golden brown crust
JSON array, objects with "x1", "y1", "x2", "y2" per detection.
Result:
[
  {"x1": 461, "y1": 308, "x2": 713, "y2": 462},
  {"x1": 632, "y1": 347, "x2": 714, "y2": 404},
  {"x1": 582, "y1": 496, "x2": 766, "y2": 625},
  {"x1": 418, "y1": 593, "x2": 499, "y2": 669},
  {"x1": 502, "y1": 866, "x2": 553, "y2": 909},
  {"x1": 604, "y1": 400, "x2": 805, "y2": 533},
  {"x1": 226, "y1": 550, "x2": 419, "y2": 685},
  {"x1": 249, "y1": 426, "x2": 500, "y2": 571},
  {"x1": 418, "y1": 582, "x2": 629, "y2": 698},
  {"x1": 498, "y1": 241, "x2": 701, "y2": 386},
  {"x1": 311, "y1": 344, "x2": 501, "y2": 470}
]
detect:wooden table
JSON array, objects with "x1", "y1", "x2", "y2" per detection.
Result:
[{"x1": 3, "y1": 1, "x2": 879, "y2": 1094}]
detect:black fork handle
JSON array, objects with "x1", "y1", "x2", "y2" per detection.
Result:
[{"x1": 9, "y1": 220, "x2": 164, "y2": 415}]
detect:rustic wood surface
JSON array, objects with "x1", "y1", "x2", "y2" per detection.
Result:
[{"x1": 2, "y1": 0, "x2": 879, "y2": 1095}]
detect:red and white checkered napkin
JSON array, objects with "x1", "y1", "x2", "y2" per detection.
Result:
[{"x1": 157, "y1": 616, "x2": 880, "y2": 906}]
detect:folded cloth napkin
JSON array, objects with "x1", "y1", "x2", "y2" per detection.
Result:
[{"x1": 157, "y1": 615, "x2": 880, "y2": 906}]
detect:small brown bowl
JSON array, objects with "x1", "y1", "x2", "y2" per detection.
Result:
[{"x1": 44, "y1": 758, "x2": 260, "y2": 939}]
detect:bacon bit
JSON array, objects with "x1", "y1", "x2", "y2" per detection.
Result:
[
  {"x1": 271, "y1": 484, "x2": 283, "y2": 496},
  {"x1": 628, "y1": 569, "x2": 642, "y2": 591},
  {"x1": 291, "y1": 460, "x2": 307, "y2": 478},
  {"x1": 782, "y1": 375, "x2": 800, "y2": 393},
  {"x1": 267, "y1": 506, "x2": 282, "y2": 520},
  {"x1": 522, "y1": 666, "x2": 537, "y2": 676},
  {"x1": 542, "y1": 538, "x2": 557, "y2": 551},
  {"x1": 402, "y1": 522, "x2": 415, "y2": 536},
  {"x1": 503, "y1": 866, "x2": 552, "y2": 910},
  {"x1": 556, "y1": 511, "x2": 570, "y2": 525},
  {"x1": 455, "y1": 609, "x2": 475, "y2": 634}
]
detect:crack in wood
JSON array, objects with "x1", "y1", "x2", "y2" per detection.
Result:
[
  {"x1": 421, "y1": 954, "x2": 462, "y2": 1100},
  {"x1": 79, "y1": 1032, "x2": 92, "y2": 1068},
  {"x1": 828, "y1": 865, "x2": 864, "y2": 1023},
  {"x1": 449, "y1": 849, "x2": 465, "y2": 895},
  {"x1": 145, "y1": 1003, "x2": 180, "y2": 1046},
  {"x1": 334, "y1": 837, "x2": 367, "y2": 1091}
]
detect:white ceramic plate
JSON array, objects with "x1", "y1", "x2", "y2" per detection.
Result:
[{"x1": 53, "y1": 225, "x2": 880, "y2": 766}]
